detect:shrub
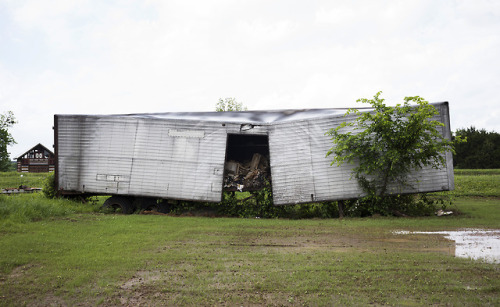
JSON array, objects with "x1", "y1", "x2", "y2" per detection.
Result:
[
  {"x1": 342, "y1": 193, "x2": 450, "y2": 217},
  {"x1": 326, "y1": 92, "x2": 461, "y2": 216},
  {"x1": 43, "y1": 173, "x2": 57, "y2": 199},
  {"x1": 215, "y1": 183, "x2": 284, "y2": 218}
]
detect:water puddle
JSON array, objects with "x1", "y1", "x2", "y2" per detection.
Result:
[{"x1": 395, "y1": 229, "x2": 500, "y2": 263}]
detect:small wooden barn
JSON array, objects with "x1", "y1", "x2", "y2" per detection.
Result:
[{"x1": 16, "y1": 143, "x2": 55, "y2": 173}]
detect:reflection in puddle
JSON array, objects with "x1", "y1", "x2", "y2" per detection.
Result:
[{"x1": 395, "y1": 229, "x2": 500, "y2": 263}]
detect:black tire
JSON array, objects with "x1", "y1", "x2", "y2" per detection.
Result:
[
  {"x1": 135, "y1": 197, "x2": 159, "y2": 211},
  {"x1": 102, "y1": 196, "x2": 134, "y2": 214},
  {"x1": 136, "y1": 198, "x2": 170, "y2": 214}
]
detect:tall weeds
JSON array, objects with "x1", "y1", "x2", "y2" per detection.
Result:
[{"x1": 0, "y1": 194, "x2": 98, "y2": 226}]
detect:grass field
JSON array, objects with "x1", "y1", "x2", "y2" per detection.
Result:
[
  {"x1": 0, "y1": 170, "x2": 499, "y2": 306},
  {"x1": 452, "y1": 169, "x2": 500, "y2": 197},
  {"x1": 0, "y1": 172, "x2": 47, "y2": 190}
]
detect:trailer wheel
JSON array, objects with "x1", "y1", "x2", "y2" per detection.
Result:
[
  {"x1": 102, "y1": 196, "x2": 134, "y2": 214},
  {"x1": 134, "y1": 197, "x2": 159, "y2": 211}
]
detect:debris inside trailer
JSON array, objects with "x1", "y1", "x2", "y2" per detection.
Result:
[{"x1": 224, "y1": 153, "x2": 271, "y2": 192}]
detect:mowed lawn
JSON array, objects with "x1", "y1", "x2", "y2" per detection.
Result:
[{"x1": 0, "y1": 171, "x2": 499, "y2": 306}]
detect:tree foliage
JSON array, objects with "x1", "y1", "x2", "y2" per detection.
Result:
[
  {"x1": 0, "y1": 111, "x2": 17, "y2": 172},
  {"x1": 215, "y1": 97, "x2": 247, "y2": 112},
  {"x1": 326, "y1": 92, "x2": 459, "y2": 214},
  {"x1": 43, "y1": 173, "x2": 57, "y2": 199},
  {"x1": 453, "y1": 127, "x2": 500, "y2": 169}
]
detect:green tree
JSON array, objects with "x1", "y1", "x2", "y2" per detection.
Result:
[
  {"x1": 0, "y1": 111, "x2": 17, "y2": 171},
  {"x1": 326, "y1": 92, "x2": 459, "y2": 213},
  {"x1": 453, "y1": 127, "x2": 500, "y2": 169},
  {"x1": 215, "y1": 97, "x2": 247, "y2": 112}
]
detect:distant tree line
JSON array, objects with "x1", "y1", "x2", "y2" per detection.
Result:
[{"x1": 453, "y1": 126, "x2": 500, "y2": 169}]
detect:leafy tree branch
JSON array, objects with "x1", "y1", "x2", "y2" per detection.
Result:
[
  {"x1": 0, "y1": 111, "x2": 17, "y2": 171},
  {"x1": 215, "y1": 97, "x2": 247, "y2": 112},
  {"x1": 326, "y1": 92, "x2": 462, "y2": 210}
]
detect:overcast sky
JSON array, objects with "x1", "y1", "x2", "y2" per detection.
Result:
[{"x1": 1, "y1": 0, "x2": 499, "y2": 158}]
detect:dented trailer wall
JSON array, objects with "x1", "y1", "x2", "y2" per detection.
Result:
[
  {"x1": 55, "y1": 102, "x2": 453, "y2": 205},
  {"x1": 269, "y1": 102, "x2": 454, "y2": 204},
  {"x1": 56, "y1": 116, "x2": 229, "y2": 202}
]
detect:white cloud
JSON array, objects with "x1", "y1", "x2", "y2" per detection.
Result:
[
  {"x1": 1, "y1": 0, "x2": 500, "y2": 157},
  {"x1": 237, "y1": 19, "x2": 298, "y2": 44}
]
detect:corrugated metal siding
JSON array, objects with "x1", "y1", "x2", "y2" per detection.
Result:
[
  {"x1": 268, "y1": 123, "x2": 315, "y2": 204},
  {"x1": 270, "y1": 102, "x2": 454, "y2": 205},
  {"x1": 57, "y1": 116, "x2": 227, "y2": 202},
  {"x1": 269, "y1": 114, "x2": 361, "y2": 205}
]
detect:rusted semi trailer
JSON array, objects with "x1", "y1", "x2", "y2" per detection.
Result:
[{"x1": 54, "y1": 102, "x2": 454, "y2": 213}]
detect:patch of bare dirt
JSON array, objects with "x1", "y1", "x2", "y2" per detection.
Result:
[
  {"x1": 8, "y1": 263, "x2": 38, "y2": 279},
  {"x1": 115, "y1": 270, "x2": 167, "y2": 306},
  {"x1": 120, "y1": 270, "x2": 163, "y2": 290}
]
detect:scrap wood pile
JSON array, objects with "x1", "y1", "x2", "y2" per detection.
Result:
[{"x1": 224, "y1": 153, "x2": 271, "y2": 192}]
